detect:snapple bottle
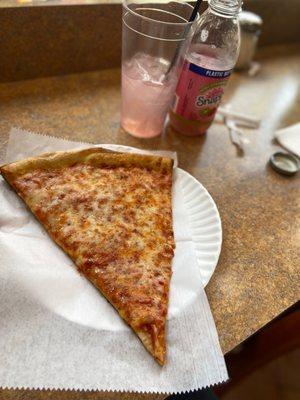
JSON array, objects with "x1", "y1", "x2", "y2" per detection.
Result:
[{"x1": 169, "y1": 0, "x2": 241, "y2": 136}]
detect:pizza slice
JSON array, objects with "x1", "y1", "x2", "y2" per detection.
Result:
[{"x1": 0, "y1": 147, "x2": 175, "y2": 365}]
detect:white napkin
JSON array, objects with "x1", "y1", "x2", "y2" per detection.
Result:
[
  {"x1": 275, "y1": 123, "x2": 300, "y2": 157},
  {"x1": 0, "y1": 128, "x2": 228, "y2": 394}
]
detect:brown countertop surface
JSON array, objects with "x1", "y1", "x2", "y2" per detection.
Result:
[{"x1": 0, "y1": 44, "x2": 299, "y2": 399}]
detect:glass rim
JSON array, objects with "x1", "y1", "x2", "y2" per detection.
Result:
[{"x1": 123, "y1": 0, "x2": 197, "y2": 27}]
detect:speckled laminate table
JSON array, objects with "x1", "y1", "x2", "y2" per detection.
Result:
[{"x1": 0, "y1": 44, "x2": 299, "y2": 400}]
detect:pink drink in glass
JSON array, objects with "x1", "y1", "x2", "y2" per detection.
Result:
[{"x1": 121, "y1": 53, "x2": 177, "y2": 138}]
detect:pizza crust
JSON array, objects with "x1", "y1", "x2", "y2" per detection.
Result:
[{"x1": 0, "y1": 147, "x2": 173, "y2": 181}]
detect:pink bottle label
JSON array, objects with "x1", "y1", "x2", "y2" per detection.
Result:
[{"x1": 173, "y1": 60, "x2": 232, "y2": 124}]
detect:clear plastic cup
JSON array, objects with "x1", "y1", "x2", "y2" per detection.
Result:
[{"x1": 121, "y1": 0, "x2": 196, "y2": 138}]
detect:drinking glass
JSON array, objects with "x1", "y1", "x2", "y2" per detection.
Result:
[{"x1": 121, "y1": 0, "x2": 196, "y2": 138}]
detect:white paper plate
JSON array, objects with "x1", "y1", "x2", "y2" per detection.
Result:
[
  {"x1": 0, "y1": 142, "x2": 222, "y2": 332},
  {"x1": 177, "y1": 168, "x2": 222, "y2": 287}
]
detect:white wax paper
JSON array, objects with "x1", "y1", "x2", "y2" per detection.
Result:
[{"x1": 0, "y1": 128, "x2": 228, "y2": 394}]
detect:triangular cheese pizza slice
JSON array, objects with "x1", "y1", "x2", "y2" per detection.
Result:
[{"x1": 0, "y1": 148, "x2": 175, "y2": 365}]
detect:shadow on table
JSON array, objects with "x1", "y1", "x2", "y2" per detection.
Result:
[
  {"x1": 113, "y1": 123, "x2": 207, "y2": 172},
  {"x1": 167, "y1": 388, "x2": 218, "y2": 400}
]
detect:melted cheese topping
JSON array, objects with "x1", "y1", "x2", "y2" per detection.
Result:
[{"x1": 13, "y1": 163, "x2": 174, "y2": 362}]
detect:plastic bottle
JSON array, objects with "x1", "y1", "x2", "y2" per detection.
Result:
[{"x1": 169, "y1": 0, "x2": 241, "y2": 136}]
